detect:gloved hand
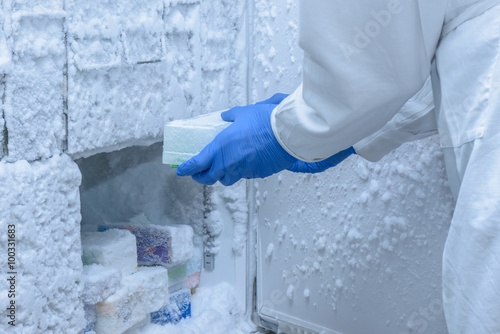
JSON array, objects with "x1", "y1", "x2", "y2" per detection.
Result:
[
  {"x1": 254, "y1": 93, "x2": 289, "y2": 105},
  {"x1": 177, "y1": 93, "x2": 296, "y2": 186},
  {"x1": 287, "y1": 147, "x2": 355, "y2": 174}
]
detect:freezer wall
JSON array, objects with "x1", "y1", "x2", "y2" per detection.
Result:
[
  {"x1": 0, "y1": 154, "x2": 84, "y2": 334},
  {"x1": 255, "y1": 141, "x2": 453, "y2": 334},
  {"x1": 250, "y1": 1, "x2": 453, "y2": 334}
]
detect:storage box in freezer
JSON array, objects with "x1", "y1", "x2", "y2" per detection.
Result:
[
  {"x1": 94, "y1": 266, "x2": 170, "y2": 334},
  {"x1": 81, "y1": 229, "x2": 138, "y2": 277},
  {"x1": 99, "y1": 223, "x2": 194, "y2": 267}
]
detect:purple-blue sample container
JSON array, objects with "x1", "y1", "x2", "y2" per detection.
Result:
[{"x1": 99, "y1": 224, "x2": 172, "y2": 265}]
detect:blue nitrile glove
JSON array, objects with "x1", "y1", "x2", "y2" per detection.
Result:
[
  {"x1": 255, "y1": 93, "x2": 289, "y2": 105},
  {"x1": 177, "y1": 94, "x2": 296, "y2": 186},
  {"x1": 287, "y1": 147, "x2": 356, "y2": 174}
]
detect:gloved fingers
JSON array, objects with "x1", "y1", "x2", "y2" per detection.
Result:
[
  {"x1": 255, "y1": 93, "x2": 289, "y2": 105},
  {"x1": 191, "y1": 167, "x2": 224, "y2": 185},
  {"x1": 176, "y1": 144, "x2": 214, "y2": 177},
  {"x1": 219, "y1": 173, "x2": 240, "y2": 186},
  {"x1": 221, "y1": 106, "x2": 246, "y2": 122}
]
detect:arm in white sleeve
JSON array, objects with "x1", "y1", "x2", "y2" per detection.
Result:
[
  {"x1": 353, "y1": 76, "x2": 437, "y2": 162},
  {"x1": 271, "y1": 0, "x2": 446, "y2": 162}
]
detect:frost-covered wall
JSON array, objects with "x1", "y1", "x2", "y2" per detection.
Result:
[
  {"x1": 251, "y1": 0, "x2": 302, "y2": 100},
  {"x1": 3, "y1": 1, "x2": 66, "y2": 162},
  {"x1": 0, "y1": 155, "x2": 84, "y2": 334},
  {"x1": 256, "y1": 141, "x2": 454, "y2": 334},
  {"x1": 66, "y1": 0, "x2": 246, "y2": 158}
]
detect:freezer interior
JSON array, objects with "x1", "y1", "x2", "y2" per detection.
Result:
[{"x1": 76, "y1": 142, "x2": 254, "y2": 333}]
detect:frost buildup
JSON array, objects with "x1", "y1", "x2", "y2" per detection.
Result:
[
  {"x1": 81, "y1": 229, "x2": 138, "y2": 277},
  {"x1": 4, "y1": 8, "x2": 65, "y2": 161},
  {"x1": 0, "y1": 155, "x2": 85, "y2": 334},
  {"x1": 94, "y1": 266, "x2": 170, "y2": 334}
]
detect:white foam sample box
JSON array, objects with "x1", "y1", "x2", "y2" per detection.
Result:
[
  {"x1": 162, "y1": 110, "x2": 230, "y2": 166},
  {"x1": 81, "y1": 229, "x2": 138, "y2": 277},
  {"x1": 94, "y1": 266, "x2": 170, "y2": 334},
  {"x1": 99, "y1": 223, "x2": 194, "y2": 267},
  {"x1": 150, "y1": 288, "x2": 192, "y2": 326},
  {"x1": 82, "y1": 264, "x2": 121, "y2": 305}
]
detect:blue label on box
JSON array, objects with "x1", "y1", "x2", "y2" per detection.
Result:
[{"x1": 151, "y1": 289, "x2": 192, "y2": 325}]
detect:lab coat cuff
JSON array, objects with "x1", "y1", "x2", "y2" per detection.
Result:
[{"x1": 270, "y1": 106, "x2": 311, "y2": 162}]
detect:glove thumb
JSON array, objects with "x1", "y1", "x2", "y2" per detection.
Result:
[{"x1": 221, "y1": 106, "x2": 245, "y2": 122}]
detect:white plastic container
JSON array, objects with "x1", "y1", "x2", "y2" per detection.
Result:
[{"x1": 162, "y1": 111, "x2": 230, "y2": 166}]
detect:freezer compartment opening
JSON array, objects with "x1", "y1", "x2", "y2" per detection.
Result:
[{"x1": 75, "y1": 142, "x2": 253, "y2": 333}]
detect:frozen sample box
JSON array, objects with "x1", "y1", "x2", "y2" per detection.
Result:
[
  {"x1": 94, "y1": 266, "x2": 170, "y2": 334},
  {"x1": 168, "y1": 263, "x2": 187, "y2": 289},
  {"x1": 99, "y1": 223, "x2": 194, "y2": 267},
  {"x1": 186, "y1": 271, "x2": 200, "y2": 291},
  {"x1": 150, "y1": 289, "x2": 192, "y2": 325},
  {"x1": 83, "y1": 304, "x2": 96, "y2": 334},
  {"x1": 82, "y1": 264, "x2": 121, "y2": 305},
  {"x1": 81, "y1": 229, "x2": 138, "y2": 277},
  {"x1": 186, "y1": 247, "x2": 202, "y2": 290},
  {"x1": 162, "y1": 111, "x2": 230, "y2": 166}
]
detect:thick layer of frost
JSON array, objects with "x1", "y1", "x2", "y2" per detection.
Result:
[
  {"x1": 82, "y1": 264, "x2": 121, "y2": 305},
  {"x1": 4, "y1": 13, "x2": 65, "y2": 161},
  {"x1": 217, "y1": 181, "x2": 248, "y2": 255},
  {"x1": 95, "y1": 266, "x2": 170, "y2": 334},
  {"x1": 81, "y1": 230, "x2": 138, "y2": 277},
  {"x1": 0, "y1": 154, "x2": 84, "y2": 333},
  {"x1": 65, "y1": 0, "x2": 247, "y2": 158}
]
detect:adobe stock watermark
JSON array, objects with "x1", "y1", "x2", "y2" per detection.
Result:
[
  {"x1": 400, "y1": 298, "x2": 445, "y2": 334},
  {"x1": 340, "y1": 0, "x2": 403, "y2": 62},
  {"x1": 398, "y1": 275, "x2": 462, "y2": 334}
]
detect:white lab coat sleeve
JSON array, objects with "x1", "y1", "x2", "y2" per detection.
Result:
[
  {"x1": 353, "y1": 76, "x2": 437, "y2": 162},
  {"x1": 271, "y1": 0, "x2": 446, "y2": 162}
]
